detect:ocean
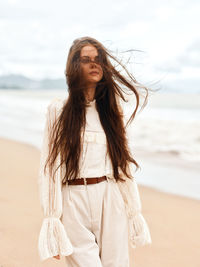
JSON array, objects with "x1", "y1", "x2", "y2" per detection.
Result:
[{"x1": 0, "y1": 88, "x2": 199, "y2": 200}]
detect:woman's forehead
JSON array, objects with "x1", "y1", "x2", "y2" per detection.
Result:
[{"x1": 80, "y1": 45, "x2": 98, "y2": 57}]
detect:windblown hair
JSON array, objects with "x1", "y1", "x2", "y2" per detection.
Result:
[{"x1": 44, "y1": 36, "x2": 151, "y2": 185}]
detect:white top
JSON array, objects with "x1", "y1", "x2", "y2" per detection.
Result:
[
  {"x1": 78, "y1": 98, "x2": 110, "y2": 178},
  {"x1": 37, "y1": 96, "x2": 152, "y2": 262}
]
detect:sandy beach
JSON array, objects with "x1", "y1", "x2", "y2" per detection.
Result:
[{"x1": 0, "y1": 137, "x2": 200, "y2": 267}]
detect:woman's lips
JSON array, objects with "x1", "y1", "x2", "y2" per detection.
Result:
[{"x1": 89, "y1": 71, "x2": 99, "y2": 75}]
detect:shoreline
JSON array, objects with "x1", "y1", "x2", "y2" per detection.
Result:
[{"x1": 1, "y1": 135, "x2": 200, "y2": 200}]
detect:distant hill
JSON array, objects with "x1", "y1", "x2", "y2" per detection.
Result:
[
  {"x1": 0, "y1": 74, "x2": 67, "y2": 89},
  {"x1": 1, "y1": 73, "x2": 199, "y2": 94}
]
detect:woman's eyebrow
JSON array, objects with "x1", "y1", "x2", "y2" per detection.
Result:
[{"x1": 81, "y1": 55, "x2": 99, "y2": 58}]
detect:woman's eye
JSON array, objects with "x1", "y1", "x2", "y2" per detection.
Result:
[
  {"x1": 95, "y1": 57, "x2": 101, "y2": 63},
  {"x1": 79, "y1": 56, "x2": 101, "y2": 64},
  {"x1": 80, "y1": 57, "x2": 90, "y2": 63}
]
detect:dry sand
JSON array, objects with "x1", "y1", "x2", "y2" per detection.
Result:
[{"x1": 0, "y1": 137, "x2": 199, "y2": 267}]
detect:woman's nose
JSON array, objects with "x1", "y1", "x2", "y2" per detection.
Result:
[{"x1": 90, "y1": 62, "x2": 98, "y2": 68}]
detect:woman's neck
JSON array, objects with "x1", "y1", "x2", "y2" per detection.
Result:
[{"x1": 85, "y1": 85, "x2": 96, "y2": 102}]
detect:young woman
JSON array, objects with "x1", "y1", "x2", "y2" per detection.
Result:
[{"x1": 38, "y1": 36, "x2": 152, "y2": 266}]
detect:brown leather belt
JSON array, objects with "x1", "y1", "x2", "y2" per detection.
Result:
[{"x1": 68, "y1": 176, "x2": 107, "y2": 185}]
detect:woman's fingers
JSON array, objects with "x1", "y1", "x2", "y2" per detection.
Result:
[{"x1": 53, "y1": 255, "x2": 60, "y2": 260}]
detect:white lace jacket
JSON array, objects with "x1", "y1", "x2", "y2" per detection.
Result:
[{"x1": 37, "y1": 97, "x2": 152, "y2": 261}]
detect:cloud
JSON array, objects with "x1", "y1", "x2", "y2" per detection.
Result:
[
  {"x1": 0, "y1": 0, "x2": 200, "y2": 91},
  {"x1": 154, "y1": 63, "x2": 182, "y2": 74},
  {"x1": 176, "y1": 39, "x2": 200, "y2": 67}
]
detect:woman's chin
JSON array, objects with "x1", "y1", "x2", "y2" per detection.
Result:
[{"x1": 88, "y1": 78, "x2": 101, "y2": 84}]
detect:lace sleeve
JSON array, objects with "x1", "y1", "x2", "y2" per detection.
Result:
[
  {"x1": 117, "y1": 172, "x2": 152, "y2": 248},
  {"x1": 37, "y1": 99, "x2": 73, "y2": 261}
]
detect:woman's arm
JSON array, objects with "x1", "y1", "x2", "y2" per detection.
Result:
[
  {"x1": 117, "y1": 168, "x2": 152, "y2": 248},
  {"x1": 37, "y1": 99, "x2": 73, "y2": 261}
]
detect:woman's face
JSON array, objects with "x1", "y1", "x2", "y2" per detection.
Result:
[{"x1": 80, "y1": 45, "x2": 103, "y2": 88}]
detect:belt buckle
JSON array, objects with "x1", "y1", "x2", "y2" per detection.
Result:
[{"x1": 83, "y1": 177, "x2": 87, "y2": 185}]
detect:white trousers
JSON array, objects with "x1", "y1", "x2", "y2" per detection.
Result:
[{"x1": 61, "y1": 178, "x2": 130, "y2": 267}]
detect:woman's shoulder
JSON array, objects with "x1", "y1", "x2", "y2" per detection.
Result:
[{"x1": 47, "y1": 95, "x2": 68, "y2": 112}]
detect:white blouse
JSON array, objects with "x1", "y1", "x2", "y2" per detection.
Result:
[
  {"x1": 37, "y1": 96, "x2": 152, "y2": 262},
  {"x1": 78, "y1": 98, "x2": 109, "y2": 178}
]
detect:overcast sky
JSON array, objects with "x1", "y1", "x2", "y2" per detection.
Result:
[{"x1": 1, "y1": 0, "x2": 200, "y2": 91}]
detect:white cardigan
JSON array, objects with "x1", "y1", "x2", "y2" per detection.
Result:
[{"x1": 37, "y1": 97, "x2": 152, "y2": 261}]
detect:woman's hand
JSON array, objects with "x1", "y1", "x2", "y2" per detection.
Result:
[{"x1": 53, "y1": 255, "x2": 60, "y2": 260}]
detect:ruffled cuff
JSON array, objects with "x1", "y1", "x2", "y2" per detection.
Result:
[
  {"x1": 38, "y1": 217, "x2": 73, "y2": 261},
  {"x1": 128, "y1": 213, "x2": 152, "y2": 248}
]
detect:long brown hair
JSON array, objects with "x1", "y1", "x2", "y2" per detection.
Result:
[{"x1": 44, "y1": 36, "x2": 151, "y2": 185}]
